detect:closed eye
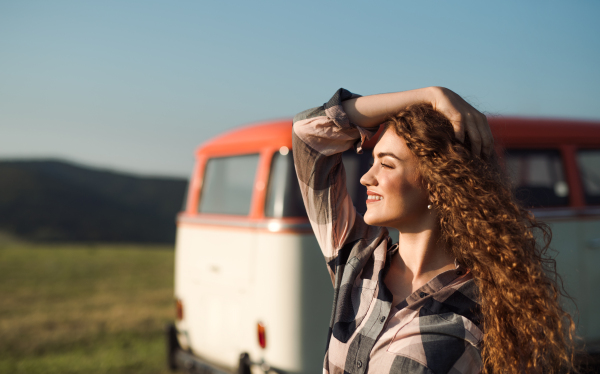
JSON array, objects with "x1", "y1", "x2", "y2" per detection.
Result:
[{"x1": 369, "y1": 162, "x2": 392, "y2": 169}]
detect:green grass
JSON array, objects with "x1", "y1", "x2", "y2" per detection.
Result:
[{"x1": 0, "y1": 241, "x2": 175, "y2": 374}]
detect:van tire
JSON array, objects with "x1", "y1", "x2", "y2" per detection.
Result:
[
  {"x1": 237, "y1": 353, "x2": 251, "y2": 374},
  {"x1": 166, "y1": 323, "x2": 180, "y2": 371}
]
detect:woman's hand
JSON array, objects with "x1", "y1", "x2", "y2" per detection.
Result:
[{"x1": 429, "y1": 87, "x2": 493, "y2": 157}]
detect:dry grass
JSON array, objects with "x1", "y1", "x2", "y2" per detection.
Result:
[{"x1": 0, "y1": 241, "x2": 176, "y2": 374}]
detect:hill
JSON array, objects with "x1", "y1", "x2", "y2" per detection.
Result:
[{"x1": 0, "y1": 160, "x2": 187, "y2": 243}]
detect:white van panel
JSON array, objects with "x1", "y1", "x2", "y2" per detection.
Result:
[
  {"x1": 175, "y1": 224, "x2": 257, "y2": 369},
  {"x1": 550, "y1": 221, "x2": 585, "y2": 336},
  {"x1": 547, "y1": 217, "x2": 600, "y2": 345},
  {"x1": 250, "y1": 232, "x2": 332, "y2": 372},
  {"x1": 175, "y1": 224, "x2": 333, "y2": 373},
  {"x1": 582, "y1": 218, "x2": 600, "y2": 343}
]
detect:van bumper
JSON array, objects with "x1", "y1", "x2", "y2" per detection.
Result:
[
  {"x1": 175, "y1": 349, "x2": 233, "y2": 374},
  {"x1": 166, "y1": 323, "x2": 233, "y2": 373},
  {"x1": 166, "y1": 323, "x2": 286, "y2": 374}
]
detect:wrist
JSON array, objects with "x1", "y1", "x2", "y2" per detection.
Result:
[{"x1": 423, "y1": 86, "x2": 444, "y2": 108}]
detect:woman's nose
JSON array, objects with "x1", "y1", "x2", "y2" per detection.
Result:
[{"x1": 360, "y1": 166, "x2": 377, "y2": 187}]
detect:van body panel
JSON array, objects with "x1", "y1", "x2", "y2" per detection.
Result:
[
  {"x1": 538, "y1": 215, "x2": 600, "y2": 345},
  {"x1": 252, "y1": 232, "x2": 332, "y2": 372},
  {"x1": 175, "y1": 221, "x2": 332, "y2": 372},
  {"x1": 196, "y1": 121, "x2": 293, "y2": 158},
  {"x1": 175, "y1": 223, "x2": 257, "y2": 369},
  {"x1": 582, "y1": 218, "x2": 600, "y2": 344},
  {"x1": 544, "y1": 219, "x2": 589, "y2": 340}
]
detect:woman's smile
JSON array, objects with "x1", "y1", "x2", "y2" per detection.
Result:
[{"x1": 366, "y1": 190, "x2": 383, "y2": 202}]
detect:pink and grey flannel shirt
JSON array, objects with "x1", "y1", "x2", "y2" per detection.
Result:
[{"x1": 292, "y1": 89, "x2": 483, "y2": 374}]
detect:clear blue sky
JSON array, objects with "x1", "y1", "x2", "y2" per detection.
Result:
[{"x1": 1, "y1": 0, "x2": 599, "y2": 178}]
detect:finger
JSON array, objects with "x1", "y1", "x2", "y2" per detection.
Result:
[
  {"x1": 473, "y1": 113, "x2": 493, "y2": 156},
  {"x1": 450, "y1": 112, "x2": 465, "y2": 143},
  {"x1": 479, "y1": 116, "x2": 494, "y2": 157},
  {"x1": 465, "y1": 113, "x2": 482, "y2": 156}
]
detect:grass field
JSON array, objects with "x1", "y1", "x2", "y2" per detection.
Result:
[{"x1": 0, "y1": 240, "x2": 175, "y2": 374}]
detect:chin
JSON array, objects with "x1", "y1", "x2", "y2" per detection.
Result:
[{"x1": 363, "y1": 213, "x2": 391, "y2": 227}]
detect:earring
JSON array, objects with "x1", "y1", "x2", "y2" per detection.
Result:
[{"x1": 427, "y1": 204, "x2": 432, "y2": 210}]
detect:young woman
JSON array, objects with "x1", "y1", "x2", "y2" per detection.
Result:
[{"x1": 292, "y1": 87, "x2": 576, "y2": 374}]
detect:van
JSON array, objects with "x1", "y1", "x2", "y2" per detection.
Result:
[{"x1": 166, "y1": 117, "x2": 600, "y2": 373}]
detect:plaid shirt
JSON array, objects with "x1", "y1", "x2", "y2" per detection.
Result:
[{"x1": 292, "y1": 89, "x2": 483, "y2": 374}]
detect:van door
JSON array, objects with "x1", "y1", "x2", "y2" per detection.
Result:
[
  {"x1": 185, "y1": 153, "x2": 261, "y2": 366},
  {"x1": 577, "y1": 149, "x2": 600, "y2": 343}
]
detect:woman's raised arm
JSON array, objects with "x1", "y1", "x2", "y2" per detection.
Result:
[{"x1": 342, "y1": 87, "x2": 493, "y2": 156}]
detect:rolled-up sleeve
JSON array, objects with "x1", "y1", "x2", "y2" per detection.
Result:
[{"x1": 292, "y1": 88, "x2": 382, "y2": 283}]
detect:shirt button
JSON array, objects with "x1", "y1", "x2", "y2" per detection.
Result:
[
  {"x1": 357, "y1": 360, "x2": 362, "y2": 368},
  {"x1": 419, "y1": 292, "x2": 428, "y2": 298},
  {"x1": 380, "y1": 316, "x2": 386, "y2": 323}
]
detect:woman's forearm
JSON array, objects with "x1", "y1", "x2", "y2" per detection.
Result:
[
  {"x1": 341, "y1": 87, "x2": 436, "y2": 128},
  {"x1": 342, "y1": 86, "x2": 493, "y2": 156}
]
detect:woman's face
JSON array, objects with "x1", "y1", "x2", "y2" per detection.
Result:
[{"x1": 360, "y1": 130, "x2": 430, "y2": 229}]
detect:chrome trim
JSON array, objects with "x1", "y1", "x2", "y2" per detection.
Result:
[
  {"x1": 178, "y1": 215, "x2": 259, "y2": 228},
  {"x1": 178, "y1": 207, "x2": 600, "y2": 228},
  {"x1": 531, "y1": 207, "x2": 600, "y2": 219},
  {"x1": 175, "y1": 350, "x2": 232, "y2": 374},
  {"x1": 177, "y1": 215, "x2": 313, "y2": 231},
  {"x1": 174, "y1": 348, "x2": 286, "y2": 374}
]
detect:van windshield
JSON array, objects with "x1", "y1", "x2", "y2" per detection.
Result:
[
  {"x1": 578, "y1": 149, "x2": 600, "y2": 206},
  {"x1": 265, "y1": 149, "x2": 370, "y2": 218}
]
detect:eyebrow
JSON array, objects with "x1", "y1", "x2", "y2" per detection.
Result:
[{"x1": 372, "y1": 151, "x2": 402, "y2": 161}]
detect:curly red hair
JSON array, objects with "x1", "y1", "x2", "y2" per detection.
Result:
[{"x1": 384, "y1": 103, "x2": 577, "y2": 373}]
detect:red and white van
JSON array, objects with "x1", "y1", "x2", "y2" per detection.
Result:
[{"x1": 167, "y1": 117, "x2": 600, "y2": 373}]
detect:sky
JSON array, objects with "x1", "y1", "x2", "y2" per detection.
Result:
[{"x1": 1, "y1": 0, "x2": 599, "y2": 178}]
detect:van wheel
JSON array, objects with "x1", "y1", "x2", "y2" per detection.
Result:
[
  {"x1": 166, "y1": 323, "x2": 180, "y2": 371},
  {"x1": 238, "y1": 353, "x2": 252, "y2": 374}
]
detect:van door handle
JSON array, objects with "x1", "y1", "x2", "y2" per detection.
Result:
[{"x1": 588, "y1": 238, "x2": 600, "y2": 249}]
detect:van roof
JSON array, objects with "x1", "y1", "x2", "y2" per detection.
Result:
[
  {"x1": 196, "y1": 117, "x2": 600, "y2": 155},
  {"x1": 489, "y1": 117, "x2": 600, "y2": 146},
  {"x1": 196, "y1": 119, "x2": 293, "y2": 156}
]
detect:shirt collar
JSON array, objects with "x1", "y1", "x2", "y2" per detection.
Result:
[{"x1": 386, "y1": 243, "x2": 471, "y2": 310}]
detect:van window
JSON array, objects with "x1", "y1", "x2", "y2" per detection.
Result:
[
  {"x1": 265, "y1": 150, "x2": 307, "y2": 218},
  {"x1": 265, "y1": 150, "x2": 369, "y2": 218},
  {"x1": 198, "y1": 154, "x2": 260, "y2": 215},
  {"x1": 344, "y1": 151, "x2": 370, "y2": 215},
  {"x1": 342, "y1": 152, "x2": 361, "y2": 207},
  {"x1": 577, "y1": 149, "x2": 600, "y2": 205},
  {"x1": 504, "y1": 149, "x2": 569, "y2": 208}
]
